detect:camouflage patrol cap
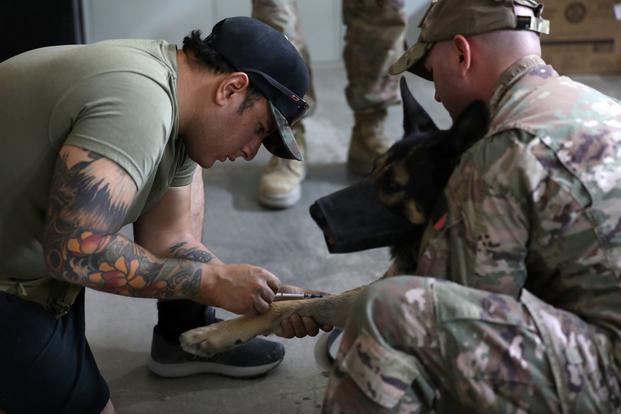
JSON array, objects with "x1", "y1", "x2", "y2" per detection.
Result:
[{"x1": 390, "y1": 0, "x2": 550, "y2": 80}]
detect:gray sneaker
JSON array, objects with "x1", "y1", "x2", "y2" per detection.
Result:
[{"x1": 148, "y1": 310, "x2": 285, "y2": 378}]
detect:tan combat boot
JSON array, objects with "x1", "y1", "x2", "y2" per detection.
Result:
[
  {"x1": 258, "y1": 122, "x2": 306, "y2": 209},
  {"x1": 346, "y1": 110, "x2": 393, "y2": 176}
]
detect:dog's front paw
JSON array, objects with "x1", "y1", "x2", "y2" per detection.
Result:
[
  {"x1": 180, "y1": 317, "x2": 262, "y2": 355},
  {"x1": 180, "y1": 325, "x2": 220, "y2": 356}
]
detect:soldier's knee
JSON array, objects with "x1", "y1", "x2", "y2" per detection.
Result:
[
  {"x1": 367, "y1": 275, "x2": 432, "y2": 299},
  {"x1": 352, "y1": 276, "x2": 439, "y2": 348},
  {"x1": 355, "y1": 276, "x2": 434, "y2": 317}
]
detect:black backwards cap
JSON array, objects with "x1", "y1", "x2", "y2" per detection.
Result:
[{"x1": 206, "y1": 16, "x2": 310, "y2": 161}]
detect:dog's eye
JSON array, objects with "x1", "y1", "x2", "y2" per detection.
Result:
[{"x1": 387, "y1": 180, "x2": 402, "y2": 192}]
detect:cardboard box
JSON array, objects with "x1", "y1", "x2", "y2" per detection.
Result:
[
  {"x1": 542, "y1": 0, "x2": 621, "y2": 39},
  {"x1": 542, "y1": 36, "x2": 621, "y2": 74},
  {"x1": 540, "y1": 0, "x2": 621, "y2": 74}
]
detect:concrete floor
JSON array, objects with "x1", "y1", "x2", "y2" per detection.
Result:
[{"x1": 85, "y1": 63, "x2": 621, "y2": 414}]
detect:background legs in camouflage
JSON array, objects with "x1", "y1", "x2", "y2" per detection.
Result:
[
  {"x1": 322, "y1": 276, "x2": 620, "y2": 413},
  {"x1": 252, "y1": 0, "x2": 406, "y2": 208},
  {"x1": 341, "y1": 0, "x2": 405, "y2": 114},
  {"x1": 342, "y1": 0, "x2": 406, "y2": 175}
]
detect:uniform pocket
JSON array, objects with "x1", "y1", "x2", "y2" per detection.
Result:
[
  {"x1": 434, "y1": 283, "x2": 551, "y2": 385},
  {"x1": 338, "y1": 330, "x2": 420, "y2": 408}
]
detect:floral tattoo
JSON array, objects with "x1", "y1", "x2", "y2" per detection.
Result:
[{"x1": 43, "y1": 148, "x2": 202, "y2": 300}]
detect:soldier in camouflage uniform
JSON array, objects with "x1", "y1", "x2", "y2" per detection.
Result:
[
  {"x1": 252, "y1": 0, "x2": 406, "y2": 208},
  {"x1": 322, "y1": 0, "x2": 621, "y2": 412}
]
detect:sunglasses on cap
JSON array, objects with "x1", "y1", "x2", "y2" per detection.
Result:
[{"x1": 241, "y1": 68, "x2": 310, "y2": 126}]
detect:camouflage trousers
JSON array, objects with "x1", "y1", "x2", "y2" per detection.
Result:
[
  {"x1": 322, "y1": 276, "x2": 621, "y2": 413},
  {"x1": 251, "y1": 0, "x2": 406, "y2": 113}
]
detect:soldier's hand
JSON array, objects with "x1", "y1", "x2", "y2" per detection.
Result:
[
  {"x1": 275, "y1": 284, "x2": 333, "y2": 338},
  {"x1": 202, "y1": 264, "x2": 280, "y2": 315},
  {"x1": 277, "y1": 314, "x2": 333, "y2": 338}
]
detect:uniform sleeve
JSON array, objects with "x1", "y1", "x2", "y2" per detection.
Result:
[
  {"x1": 54, "y1": 71, "x2": 175, "y2": 191},
  {"x1": 420, "y1": 130, "x2": 540, "y2": 297}
]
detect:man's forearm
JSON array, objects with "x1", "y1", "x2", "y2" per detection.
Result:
[
  {"x1": 166, "y1": 240, "x2": 224, "y2": 265},
  {"x1": 44, "y1": 230, "x2": 215, "y2": 302}
]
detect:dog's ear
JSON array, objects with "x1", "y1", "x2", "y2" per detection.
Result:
[
  {"x1": 400, "y1": 77, "x2": 438, "y2": 137},
  {"x1": 438, "y1": 100, "x2": 490, "y2": 157}
]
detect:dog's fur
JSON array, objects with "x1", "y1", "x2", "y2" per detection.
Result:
[{"x1": 180, "y1": 78, "x2": 490, "y2": 356}]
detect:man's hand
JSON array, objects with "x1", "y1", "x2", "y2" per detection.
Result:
[
  {"x1": 275, "y1": 284, "x2": 333, "y2": 338},
  {"x1": 202, "y1": 264, "x2": 280, "y2": 315}
]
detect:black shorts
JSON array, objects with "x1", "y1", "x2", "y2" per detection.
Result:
[{"x1": 0, "y1": 289, "x2": 109, "y2": 414}]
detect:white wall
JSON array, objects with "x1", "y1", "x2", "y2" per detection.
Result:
[{"x1": 82, "y1": 0, "x2": 429, "y2": 62}]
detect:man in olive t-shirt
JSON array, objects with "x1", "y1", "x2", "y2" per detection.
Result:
[{"x1": 0, "y1": 17, "x2": 323, "y2": 414}]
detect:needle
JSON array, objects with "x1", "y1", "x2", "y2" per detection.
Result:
[{"x1": 275, "y1": 292, "x2": 323, "y2": 300}]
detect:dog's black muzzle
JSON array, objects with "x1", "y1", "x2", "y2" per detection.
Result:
[{"x1": 309, "y1": 181, "x2": 422, "y2": 254}]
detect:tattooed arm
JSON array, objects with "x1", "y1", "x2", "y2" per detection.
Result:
[
  {"x1": 43, "y1": 145, "x2": 280, "y2": 315},
  {"x1": 133, "y1": 167, "x2": 223, "y2": 266}
]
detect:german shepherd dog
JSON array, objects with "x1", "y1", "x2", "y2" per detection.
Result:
[{"x1": 180, "y1": 78, "x2": 490, "y2": 356}]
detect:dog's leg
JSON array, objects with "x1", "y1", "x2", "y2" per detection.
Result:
[{"x1": 180, "y1": 287, "x2": 363, "y2": 356}]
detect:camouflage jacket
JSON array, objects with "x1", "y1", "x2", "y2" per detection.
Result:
[{"x1": 416, "y1": 55, "x2": 621, "y2": 368}]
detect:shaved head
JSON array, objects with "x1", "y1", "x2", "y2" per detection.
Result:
[
  {"x1": 470, "y1": 29, "x2": 541, "y2": 68},
  {"x1": 470, "y1": 4, "x2": 542, "y2": 71}
]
